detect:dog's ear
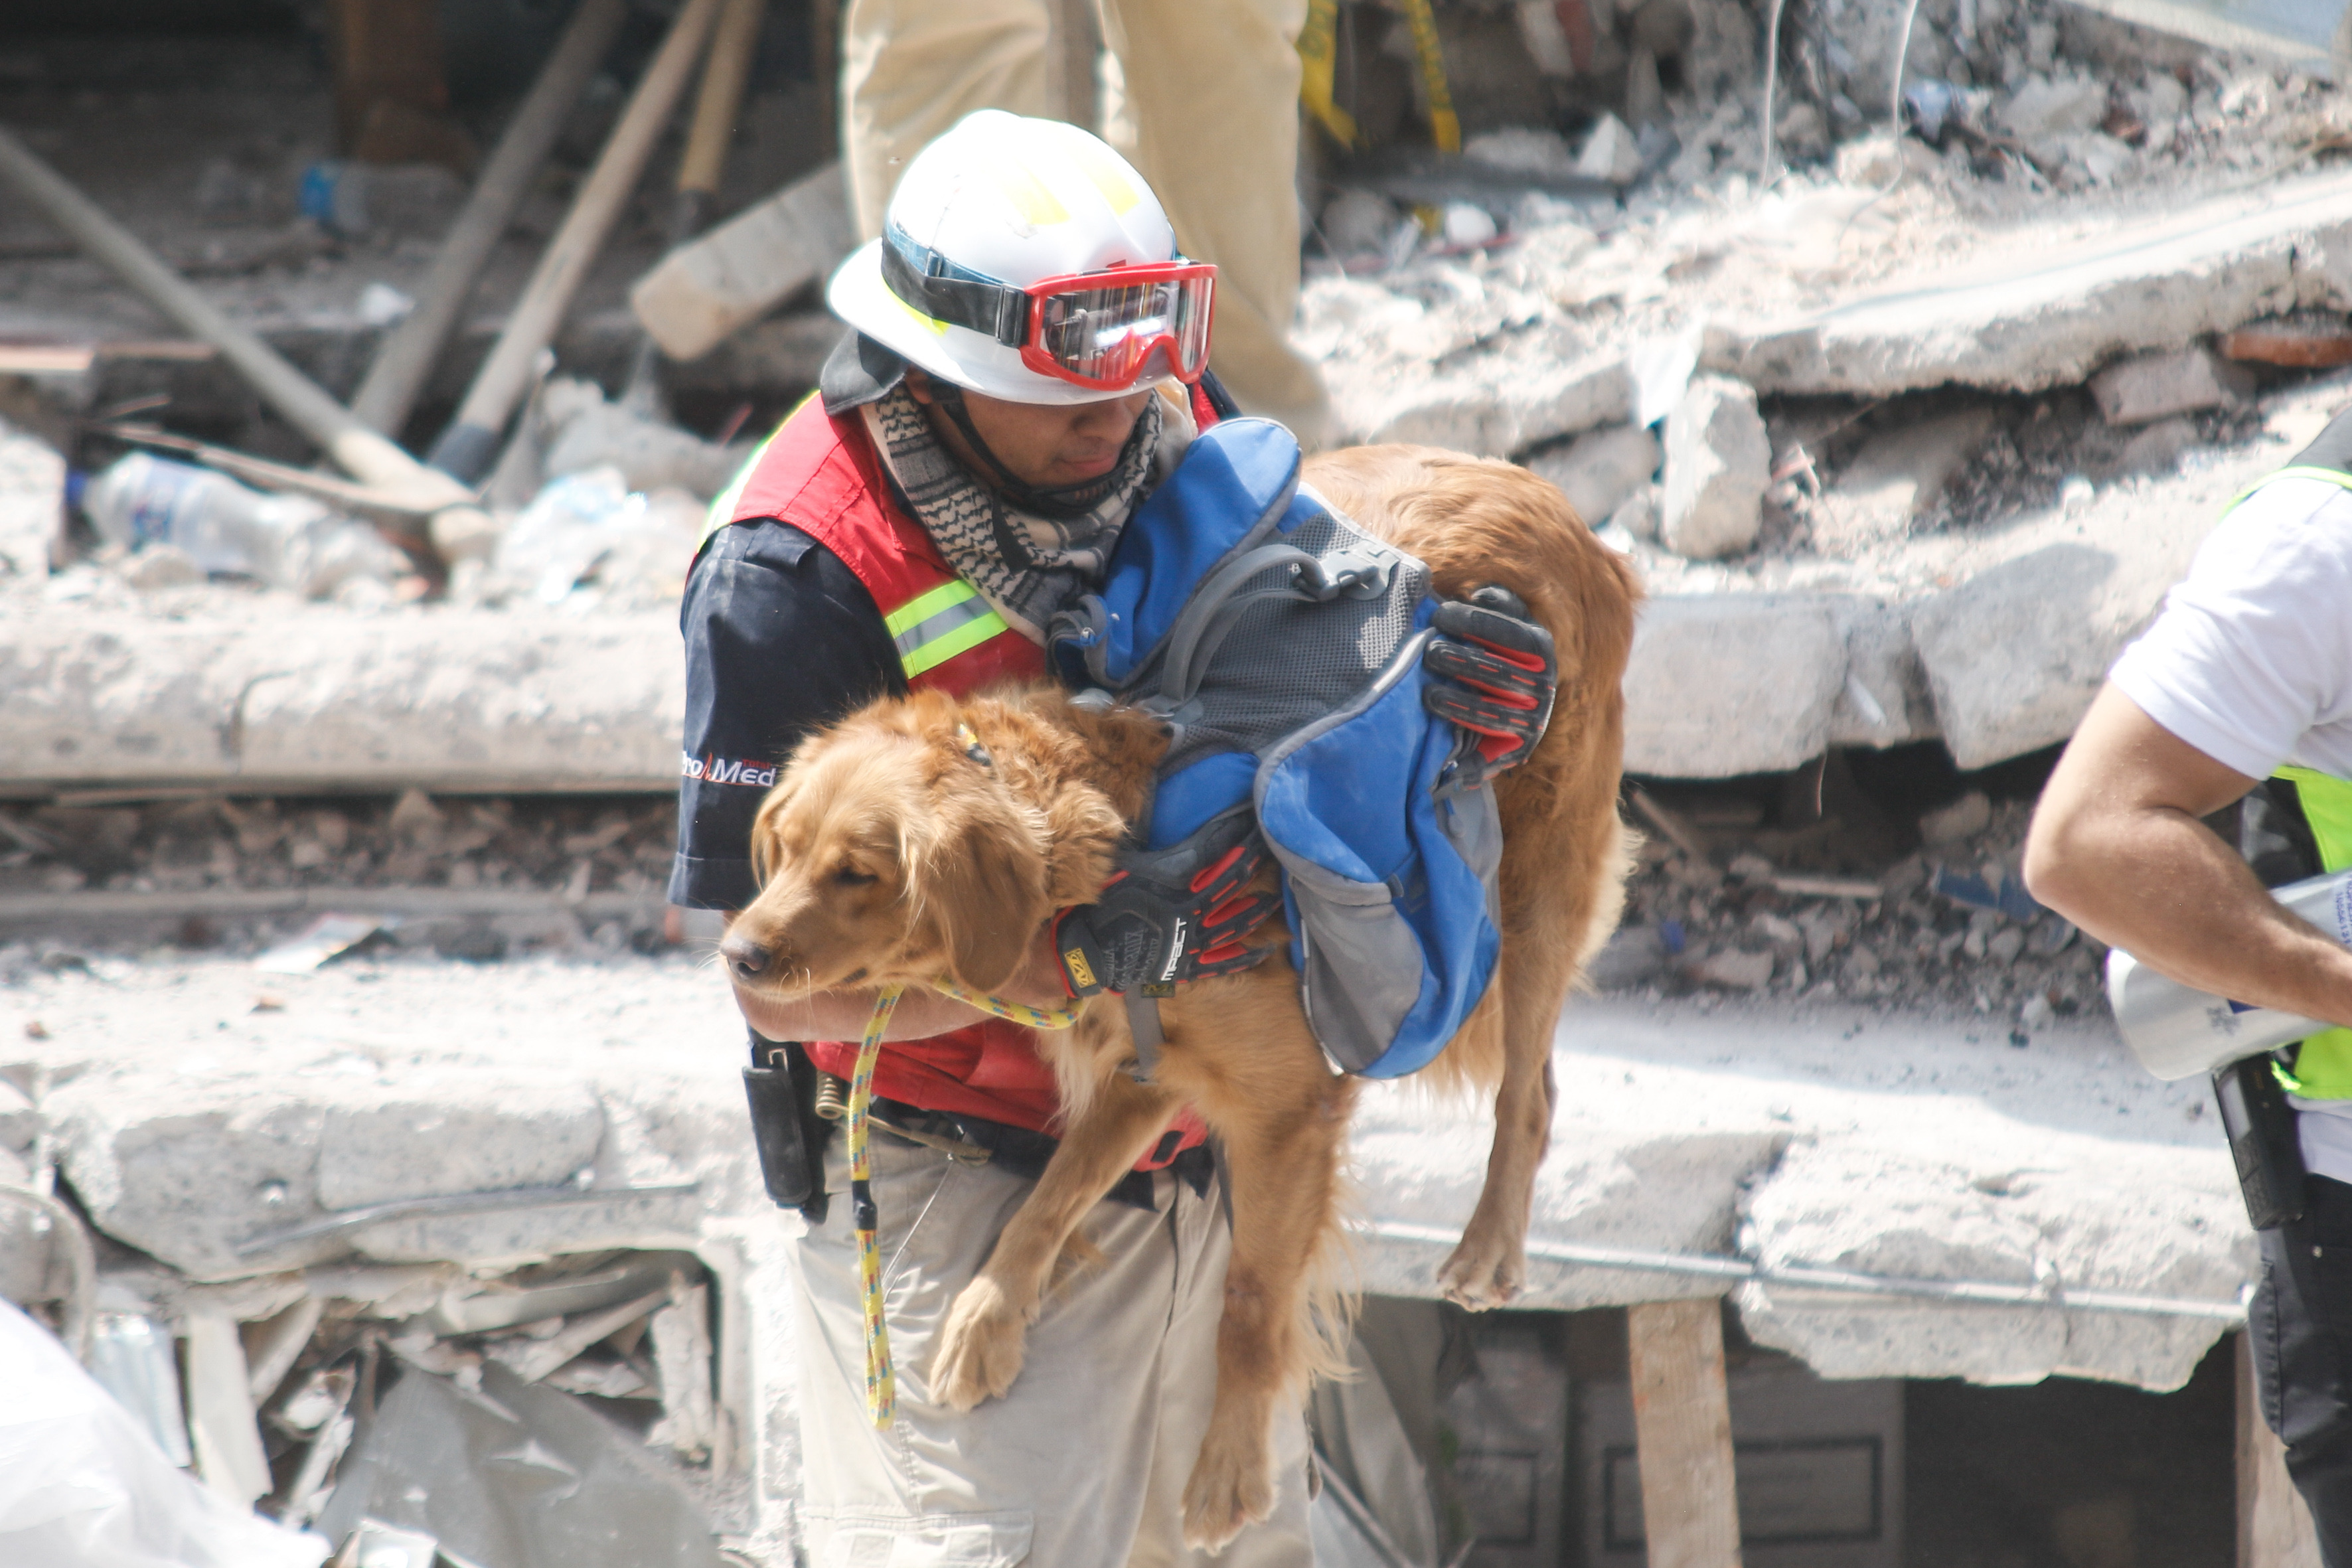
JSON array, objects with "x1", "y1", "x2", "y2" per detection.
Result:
[{"x1": 922, "y1": 796, "x2": 1050, "y2": 994}]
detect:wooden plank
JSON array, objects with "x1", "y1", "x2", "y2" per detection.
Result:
[
  {"x1": 1627, "y1": 1298, "x2": 1744, "y2": 1568},
  {"x1": 2239, "y1": 1330, "x2": 2324, "y2": 1568}
]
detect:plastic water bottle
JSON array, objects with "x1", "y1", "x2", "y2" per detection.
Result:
[
  {"x1": 82, "y1": 452, "x2": 328, "y2": 580},
  {"x1": 2106, "y1": 868, "x2": 2352, "y2": 1080}
]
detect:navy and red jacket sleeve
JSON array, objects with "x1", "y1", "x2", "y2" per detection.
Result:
[{"x1": 667, "y1": 520, "x2": 905, "y2": 911}]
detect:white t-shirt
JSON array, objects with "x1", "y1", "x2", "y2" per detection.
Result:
[{"x1": 2109, "y1": 473, "x2": 2352, "y2": 1182}]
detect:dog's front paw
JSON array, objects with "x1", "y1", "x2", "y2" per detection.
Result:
[
  {"x1": 931, "y1": 1276, "x2": 1029, "y2": 1411},
  {"x1": 1181, "y1": 1423, "x2": 1277, "y2": 1553},
  {"x1": 1437, "y1": 1227, "x2": 1525, "y2": 1312}
]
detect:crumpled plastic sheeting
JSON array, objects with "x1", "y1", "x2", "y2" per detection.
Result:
[
  {"x1": 316, "y1": 1359, "x2": 722, "y2": 1568},
  {"x1": 0, "y1": 1300, "x2": 327, "y2": 1568}
]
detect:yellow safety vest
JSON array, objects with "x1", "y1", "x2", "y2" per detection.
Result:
[{"x1": 2226, "y1": 465, "x2": 2352, "y2": 1098}]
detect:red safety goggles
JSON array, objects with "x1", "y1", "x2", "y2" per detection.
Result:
[
  {"x1": 1020, "y1": 261, "x2": 1216, "y2": 390},
  {"x1": 882, "y1": 228, "x2": 1217, "y2": 391}
]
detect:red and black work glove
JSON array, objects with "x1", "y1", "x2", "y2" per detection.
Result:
[
  {"x1": 1423, "y1": 586, "x2": 1558, "y2": 791},
  {"x1": 1052, "y1": 807, "x2": 1281, "y2": 998}
]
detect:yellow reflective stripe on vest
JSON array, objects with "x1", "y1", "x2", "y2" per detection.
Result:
[
  {"x1": 2270, "y1": 769, "x2": 2352, "y2": 1099},
  {"x1": 884, "y1": 580, "x2": 1010, "y2": 678},
  {"x1": 2225, "y1": 465, "x2": 2352, "y2": 514}
]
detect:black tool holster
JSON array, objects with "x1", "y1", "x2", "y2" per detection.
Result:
[
  {"x1": 742, "y1": 1033, "x2": 834, "y2": 1225},
  {"x1": 2215, "y1": 1053, "x2": 2308, "y2": 1231}
]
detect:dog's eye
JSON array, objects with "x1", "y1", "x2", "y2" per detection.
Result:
[{"x1": 833, "y1": 866, "x2": 878, "y2": 887}]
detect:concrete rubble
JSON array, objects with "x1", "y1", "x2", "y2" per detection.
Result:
[
  {"x1": 0, "y1": 936, "x2": 2251, "y2": 1559},
  {"x1": 1660, "y1": 374, "x2": 1772, "y2": 560},
  {"x1": 0, "y1": 4, "x2": 2343, "y2": 1559}
]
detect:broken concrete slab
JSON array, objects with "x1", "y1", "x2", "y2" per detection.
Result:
[
  {"x1": 1705, "y1": 170, "x2": 2352, "y2": 398},
  {"x1": 1358, "y1": 990, "x2": 2243, "y2": 1390},
  {"x1": 1622, "y1": 595, "x2": 1852, "y2": 774},
  {"x1": 0, "y1": 610, "x2": 682, "y2": 794},
  {"x1": 1528, "y1": 423, "x2": 1660, "y2": 526},
  {"x1": 1738, "y1": 1131, "x2": 2243, "y2": 1390},
  {"x1": 1613, "y1": 376, "x2": 2351, "y2": 777},
  {"x1": 1905, "y1": 452, "x2": 2234, "y2": 769},
  {"x1": 1338, "y1": 349, "x2": 1632, "y2": 458},
  {"x1": 1660, "y1": 374, "x2": 1770, "y2": 560},
  {"x1": 2091, "y1": 346, "x2": 2257, "y2": 426},
  {"x1": 316, "y1": 1085, "x2": 605, "y2": 1210}
]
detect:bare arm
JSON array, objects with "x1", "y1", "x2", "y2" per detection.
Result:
[
  {"x1": 728, "y1": 921, "x2": 1074, "y2": 1042},
  {"x1": 2023, "y1": 683, "x2": 2352, "y2": 1024}
]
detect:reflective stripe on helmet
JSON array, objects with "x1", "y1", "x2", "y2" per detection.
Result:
[{"x1": 886, "y1": 579, "x2": 1011, "y2": 677}]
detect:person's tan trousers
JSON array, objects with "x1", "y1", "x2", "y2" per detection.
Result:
[
  {"x1": 838, "y1": 0, "x2": 1332, "y2": 447},
  {"x1": 791, "y1": 1131, "x2": 1315, "y2": 1567}
]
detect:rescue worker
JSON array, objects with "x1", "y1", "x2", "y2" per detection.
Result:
[
  {"x1": 836, "y1": 0, "x2": 1332, "y2": 446},
  {"x1": 2025, "y1": 404, "x2": 2352, "y2": 1560},
  {"x1": 668, "y1": 112, "x2": 1551, "y2": 1565}
]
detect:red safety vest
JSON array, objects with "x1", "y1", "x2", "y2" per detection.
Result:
[{"x1": 715, "y1": 390, "x2": 1218, "y2": 1163}]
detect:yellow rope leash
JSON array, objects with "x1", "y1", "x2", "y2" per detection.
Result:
[
  {"x1": 844, "y1": 979, "x2": 1077, "y2": 1429},
  {"x1": 848, "y1": 982, "x2": 904, "y2": 1429},
  {"x1": 929, "y1": 979, "x2": 1085, "y2": 1031}
]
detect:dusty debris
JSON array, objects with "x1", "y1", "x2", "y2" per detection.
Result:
[
  {"x1": 2090, "y1": 345, "x2": 2257, "y2": 425},
  {"x1": 1660, "y1": 373, "x2": 1770, "y2": 558},
  {"x1": 1609, "y1": 784, "x2": 2100, "y2": 1025},
  {"x1": 2223, "y1": 313, "x2": 2352, "y2": 367},
  {"x1": 629, "y1": 161, "x2": 855, "y2": 364},
  {"x1": 1528, "y1": 421, "x2": 1660, "y2": 526}
]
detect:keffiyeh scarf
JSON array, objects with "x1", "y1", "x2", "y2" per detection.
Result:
[{"x1": 860, "y1": 385, "x2": 1194, "y2": 641}]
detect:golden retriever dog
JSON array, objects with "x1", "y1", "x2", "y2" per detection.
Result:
[{"x1": 724, "y1": 445, "x2": 1640, "y2": 1549}]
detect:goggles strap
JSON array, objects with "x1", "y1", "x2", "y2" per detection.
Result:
[{"x1": 882, "y1": 228, "x2": 1029, "y2": 347}]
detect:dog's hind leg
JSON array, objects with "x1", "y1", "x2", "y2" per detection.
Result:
[
  {"x1": 931, "y1": 1070, "x2": 1180, "y2": 1411},
  {"x1": 1437, "y1": 940, "x2": 1568, "y2": 1310},
  {"x1": 1178, "y1": 1057, "x2": 1353, "y2": 1551}
]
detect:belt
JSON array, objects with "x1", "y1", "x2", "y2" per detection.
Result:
[{"x1": 857, "y1": 1092, "x2": 1214, "y2": 1211}]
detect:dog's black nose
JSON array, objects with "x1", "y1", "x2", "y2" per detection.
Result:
[{"x1": 719, "y1": 931, "x2": 771, "y2": 979}]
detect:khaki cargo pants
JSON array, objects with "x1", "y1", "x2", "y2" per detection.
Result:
[
  {"x1": 791, "y1": 1130, "x2": 1314, "y2": 1567},
  {"x1": 837, "y1": 0, "x2": 1332, "y2": 448}
]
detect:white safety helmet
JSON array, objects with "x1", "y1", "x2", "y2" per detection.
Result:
[{"x1": 828, "y1": 110, "x2": 1215, "y2": 406}]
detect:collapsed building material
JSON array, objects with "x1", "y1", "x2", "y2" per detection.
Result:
[
  {"x1": 347, "y1": 0, "x2": 631, "y2": 439},
  {"x1": 2090, "y1": 346, "x2": 2257, "y2": 426},
  {"x1": 1528, "y1": 422, "x2": 1660, "y2": 528},
  {"x1": 426, "y1": 0, "x2": 728, "y2": 484},
  {"x1": 2063, "y1": 0, "x2": 2351, "y2": 67},
  {"x1": 314, "y1": 1359, "x2": 725, "y2": 1568},
  {"x1": 2223, "y1": 315, "x2": 2352, "y2": 368},
  {"x1": 1706, "y1": 170, "x2": 2352, "y2": 398},
  {"x1": 627, "y1": 163, "x2": 858, "y2": 364},
  {"x1": 0, "y1": 611, "x2": 684, "y2": 796},
  {"x1": 185, "y1": 1310, "x2": 272, "y2": 1504},
  {"x1": 1624, "y1": 1298, "x2": 1743, "y2": 1568},
  {"x1": 647, "y1": 1273, "x2": 718, "y2": 1459},
  {"x1": 0, "y1": 128, "x2": 489, "y2": 556},
  {"x1": 1810, "y1": 409, "x2": 1997, "y2": 557},
  {"x1": 1660, "y1": 374, "x2": 1770, "y2": 559},
  {"x1": 0, "y1": 420, "x2": 62, "y2": 581}
]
